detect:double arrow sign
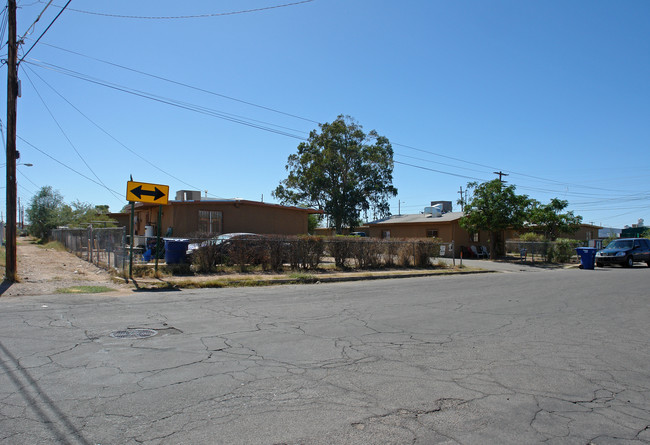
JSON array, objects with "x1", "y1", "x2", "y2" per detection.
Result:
[{"x1": 126, "y1": 181, "x2": 169, "y2": 205}]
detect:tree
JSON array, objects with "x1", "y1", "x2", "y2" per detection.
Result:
[
  {"x1": 273, "y1": 115, "x2": 397, "y2": 234},
  {"x1": 26, "y1": 186, "x2": 68, "y2": 240},
  {"x1": 528, "y1": 198, "x2": 582, "y2": 240},
  {"x1": 64, "y1": 201, "x2": 116, "y2": 228},
  {"x1": 26, "y1": 187, "x2": 116, "y2": 240},
  {"x1": 307, "y1": 213, "x2": 322, "y2": 235},
  {"x1": 460, "y1": 180, "x2": 532, "y2": 258}
]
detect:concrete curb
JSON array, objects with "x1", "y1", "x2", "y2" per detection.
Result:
[{"x1": 128, "y1": 268, "x2": 497, "y2": 290}]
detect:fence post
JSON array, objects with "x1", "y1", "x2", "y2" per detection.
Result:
[
  {"x1": 88, "y1": 227, "x2": 92, "y2": 263},
  {"x1": 452, "y1": 241, "x2": 455, "y2": 267}
]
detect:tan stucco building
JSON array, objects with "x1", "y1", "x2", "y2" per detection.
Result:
[
  {"x1": 123, "y1": 195, "x2": 320, "y2": 238},
  {"x1": 366, "y1": 211, "x2": 489, "y2": 256}
]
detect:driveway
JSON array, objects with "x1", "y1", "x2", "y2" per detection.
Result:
[{"x1": 443, "y1": 257, "x2": 572, "y2": 273}]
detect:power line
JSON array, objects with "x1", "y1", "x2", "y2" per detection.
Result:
[
  {"x1": 24, "y1": 57, "x2": 650, "y2": 210},
  {"x1": 18, "y1": 0, "x2": 54, "y2": 42},
  {"x1": 394, "y1": 160, "x2": 488, "y2": 182},
  {"x1": 17, "y1": 135, "x2": 122, "y2": 197},
  {"x1": 24, "y1": 60, "x2": 310, "y2": 139},
  {"x1": 394, "y1": 152, "x2": 491, "y2": 176},
  {"x1": 22, "y1": 68, "x2": 123, "y2": 202},
  {"x1": 28, "y1": 43, "x2": 636, "y2": 198},
  {"x1": 17, "y1": 0, "x2": 71, "y2": 64},
  {"x1": 35, "y1": 42, "x2": 321, "y2": 124},
  {"x1": 49, "y1": 0, "x2": 315, "y2": 20},
  {"x1": 18, "y1": 44, "x2": 646, "y2": 212},
  {"x1": 23, "y1": 64, "x2": 228, "y2": 199},
  {"x1": 0, "y1": 5, "x2": 8, "y2": 53}
]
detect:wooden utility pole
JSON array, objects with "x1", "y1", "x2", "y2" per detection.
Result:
[
  {"x1": 493, "y1": 171, "x2": 509, "y2": 183},
  {"x1": 5, "y1": 0, "x2": 18, "y2": 282},
  {"x1": 458, "y1": 186, "x2": 464, "y2": 212}
]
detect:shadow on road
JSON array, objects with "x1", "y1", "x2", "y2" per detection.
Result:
[
  {"x1": 0, "y1": 341, "x2": 92, "y2": 444},
  {"x1": 131, "y1": 278, "x2": 182, "y2": 292},
  {"x1": 0, "y1": 279, "x2": 14, "y2": 296}
]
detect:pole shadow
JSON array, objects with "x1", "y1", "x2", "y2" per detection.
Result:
[{"x1": 0, "y1": 279, "x2": 14, "y2": 296}]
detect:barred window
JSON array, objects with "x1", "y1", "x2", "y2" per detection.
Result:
[{"x1": 198, "y1": 210, "x2": 222, "y2": 234}]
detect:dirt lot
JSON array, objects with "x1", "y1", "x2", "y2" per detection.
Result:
[{"x1": 0, "y1": 237, "x2": 131, "y2": 297}]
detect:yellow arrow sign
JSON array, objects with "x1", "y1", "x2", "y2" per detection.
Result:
[{"x1": 126, "y1": 181, "x2": 169, "y2": 205}]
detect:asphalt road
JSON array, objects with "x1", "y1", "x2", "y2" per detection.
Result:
[{"x1": 0, "y1": 266, "x2": 649, "y2": 444}]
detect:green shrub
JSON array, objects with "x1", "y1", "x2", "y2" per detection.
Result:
[
  {"x1": 519, "y1": 232, "x2": 546, "y2": 242},
  {"x1": 548, "y1": 238, "x2": 580, "y2": 263}
]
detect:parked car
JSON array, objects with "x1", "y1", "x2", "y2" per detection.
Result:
[
  {"x1": 595, "y1": 238, "x2": 650, "y2": 268},
  {"x1": 186, "y1": 233, "x2": 258, "y2": 255},
  {"x1": 186, "y1": 233, "x2": 268, "y2": 266}
]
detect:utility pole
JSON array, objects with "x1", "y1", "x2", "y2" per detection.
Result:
[
  {"x1": 458, "y1": 186, "x2": 464, "y2": 212},
  {"x1": 493, "y1": 171, "x2": 508, "y2": 183},
  {"x1": 5, "y1": 0, "x2": 18, "y2": 281}
]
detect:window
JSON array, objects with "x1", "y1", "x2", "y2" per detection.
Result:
[
  {"x1": 472, "y1": 232, "x2": 479, "y2": 242},
  {"x1": 382, "y1": 230, "x2": 391, "y2": 239},
  {"x1": 198, "y1": 210, "x2": 222, "y2": 234},
  {"x1": 426, "y1": 229, "x2": 438, "y2": 238}
]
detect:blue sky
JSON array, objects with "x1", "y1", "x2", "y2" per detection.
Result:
[{"x1": 3, "y1": 0, "x2": 649, "y2": 229}]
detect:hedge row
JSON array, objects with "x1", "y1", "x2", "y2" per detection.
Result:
[{"x1": 190, "y1": 236, "x2": 447, "y2": 273}]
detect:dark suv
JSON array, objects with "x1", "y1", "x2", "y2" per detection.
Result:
[{"x1": 595, "y1": 238, "x2": 650, "y2": 268}]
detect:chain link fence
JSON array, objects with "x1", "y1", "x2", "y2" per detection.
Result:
[
  {"x1": 188, "y1": 235, "x2": 456, "y2": 272},
  {"x1": 50, "y1": 229, "x2": 457, "y2": 275},
  {"x1": 505, "y1": 239, "x2": 585, "y2": 263},
  {"x1": 51, "y1": 227, "x2": 130, "y2": 274}
]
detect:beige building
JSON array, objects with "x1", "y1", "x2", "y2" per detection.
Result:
[
  {"x1": 366, "y1": 211, "x2": 488, "y2": 257},
  {"x1": 366, "y1": 207, "x2": 599, "y2": 256}
]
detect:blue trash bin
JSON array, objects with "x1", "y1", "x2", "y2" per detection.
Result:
[
  {"x1": 164, "y1": 238, "x2": 190, "y2": 264},
  {"x1": 575, "y1": 247, "x2": 598, "y2": 270}
]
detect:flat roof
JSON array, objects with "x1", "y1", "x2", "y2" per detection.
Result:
[
  {"x1": 369, "y1": 211, "x2": 464, "y2": 225},
  {"x1": 130, "y1": 199, "x2": 323, "y2": 214}
]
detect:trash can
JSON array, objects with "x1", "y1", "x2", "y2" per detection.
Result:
[
  {"x1": 164, "y1": 238, "x2": 189, "y2": 264},
  {"x1": 575, "y1": 247, "x2": 598, "y2": 270}
]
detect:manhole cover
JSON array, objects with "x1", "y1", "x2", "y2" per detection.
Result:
[{"x1": 110, "y1": 328, "x2": 157, "y2": 339}]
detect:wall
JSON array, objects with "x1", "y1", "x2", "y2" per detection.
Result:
[
  {"x1": 366, "y1": 221, "x2": 485, "y2": 256},
  {"x1": 132, "y1": 201, "x2": 312, "y2": 237}
]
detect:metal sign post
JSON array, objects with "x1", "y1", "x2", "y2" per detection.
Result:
[
  {"x1": 129, "y1": 201, "x2": 135, "y2": 280},
  {"x1": 126, "y1": 179, "x2": 169, "y2": 280},
  {"x1": 155, "y1": 205, "x2": 162, "y2": 274}
]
